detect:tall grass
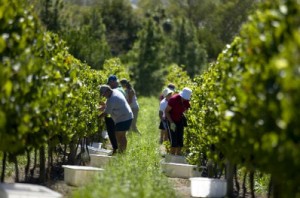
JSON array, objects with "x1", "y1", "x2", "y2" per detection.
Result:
[{"x1": 72, "y1": 97, "x2": 176, "y2": 198}]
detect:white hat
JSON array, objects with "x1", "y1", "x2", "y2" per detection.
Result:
[
  {"x1": 99, "y1": 85, "x2": 111, "y2": 96},
  {"x1": 162, "y1": 88, "x2": 173, "y2": 98},
  {"x1": 179, "y1": 87, "x2": 192, "y2": 100}
]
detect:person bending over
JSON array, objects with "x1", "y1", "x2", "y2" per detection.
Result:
[
  {"x1": 98, "y1": 85, "x2": 133, "y2": 153},
  {"x1": 165, "y1": 87, "x2": 192, "y2": 155}
]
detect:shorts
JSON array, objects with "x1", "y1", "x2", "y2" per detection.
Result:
[
  {"x1": 159, "y1": 119, "x2": 169, "y2": 130},
  {"x1": 167, "y1": 120, "x2": 184, "y2": 147},
  {"x1": 115, "y1": 119, "x2": 133, "y2": 131}
]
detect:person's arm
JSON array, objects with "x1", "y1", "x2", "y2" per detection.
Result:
[
  {"x1": 159, "y1": 101, "x2": 166, "y2": 120},
  {"x1": 159, "y1": 110, "x2": 163, "y2": 120},
  {"x1": 98, "y1": 102, "x2": 106, "y2": 111},
  {"x1": 165, "y1": 105, "x2": 176, "y2": 131},
  {"x1": 127, "y1": 89, "x2": 134, "y2": 104},
  {"x1": 165, "y1": 105, "x2": 173, "y2": 123},
  {"x1": 98, "y1": 111, "x2": 108, "y2": 119},
  {"x1": 98, "y1": 102, "x2": 108, "y2": 118},
  {"x1": 99, "y1": 99, "x2": 112, "y2": 118},
  {"x1": 185, "y1": 101, "x2": 191, "y2": 112}
]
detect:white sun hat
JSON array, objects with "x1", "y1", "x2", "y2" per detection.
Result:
[
  {"x1": 179, "y1": 87, "x2": 192, "y2": 100},
  {"x1": 162, "y1": 88, "x2": 173, "y2": 98}
]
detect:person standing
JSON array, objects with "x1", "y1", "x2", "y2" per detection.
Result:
[
  {"x1": 98, "y1": 85, "x2": 133, "y2": 153},
  {"x1": 104, "y1": 75, "x2": 126, "y2": 153},
  {"x1": 165, "y1": 87, "x2": 192, "y2": 155},
  {"x1": 159, "y1": 88, "x2": 174, "y2": 144},
  {"x1": 120, "y1": 78, "x2": 141, "y2": 134}
]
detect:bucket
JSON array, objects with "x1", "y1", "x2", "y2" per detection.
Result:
[
  {"x1": 62, "y1": 165, "x2": 104, "y2": 186},
  {"x1": 161, "y1": 160, "x2": 201, "y2": 178},
  {"x1": 189, "y1": 177, "x2": 227, "y2": 197},
  {"x1": 90, "y1": 154, "x2": 115, "y2": 168},
  {"x1": 91, "y1": 142, "x2": 102, "y2": 149}
]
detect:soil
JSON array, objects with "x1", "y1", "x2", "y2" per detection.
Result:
[
  {"x1": 2, "y1": 146, "x2": 191, "y2": 198},
  {"x1": 43, "y1": 175, "x2": 191, "y2": 198},
  {"x1": 2, "y1": 155, "x2": 266, "y2": 198},
  {"x1": 45, "y1": 172, "x2": 192, "y2": 198},
  {"x1": 46, "y1": 180, "x2": 76, "y2": 198},
  {"x1": 168, "y1": 177, "x2": 191, "y2": 198}
]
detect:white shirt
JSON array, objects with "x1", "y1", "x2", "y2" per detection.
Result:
[
  {"x1": 159, "y1": 98, "x2": 168, "y2": 118},
  {"x1": 129, "y1": 94, "x2": 139, "y2": 109}
]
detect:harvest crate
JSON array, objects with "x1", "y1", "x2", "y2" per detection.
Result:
[
  {"x1": 0, "y1": 183, "x2": 62, "y2": 198},
  {"x1": 161, "y1": 160, "x2": 201, "y2": 179},
  {"x1": 63, "y1": 165, "x2": 104, "y2": 186},
  {"x1": 90, "y1": 154, "x2": 115, "y2": 168}
]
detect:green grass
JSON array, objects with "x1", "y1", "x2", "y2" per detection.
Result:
[{"x1": 72, "y1": 97, "x2": 176, "y2": 198}]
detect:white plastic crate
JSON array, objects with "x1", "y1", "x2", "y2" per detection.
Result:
[
  {"x1": 87, "y1": 147, "x2": 113, "y2": 155},
  {"x1": 77, "y1": 145, "x2": 113, "y2": 156},
  {"x1": 91, "y1": 142, "x2": 102, "y2": 149},
  {"x1": 90, "y1": 154, "x2": 115, "y2": 168},
  {"x1": 189, "y1": 177, "x2": 227, "y2": 197},
  {"x1": 0, "y1": 183, "x2": 62, "y2": 198},
  {"x1": 62, "y1": 165, "x2": 104, "y2": 186},
  {"x1": 161, "y1": 160, "x2": 201, "y2": 179},
  {"x1": 165, "y1": 154, "x2": 187, "y2": 164}
]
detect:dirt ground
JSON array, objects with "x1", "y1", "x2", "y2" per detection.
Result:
[
  {"x1": 46, "y1": 180, "x2": 76, "y2": 198},
  {"x1": 45, "y1": 178, "x2": 191, "y2": 198},
  {"x1": 45, "y1": 144, "x2": 192, "y2": 198},
  {"x1": 1, "y1": 144, "x2": 196, "y2": 198},
  {"x1": 168, "y1": 177, "x2": 191, "y2": 198},
  {"x1": 44, "y1": 177, "x2": 191, "y2": 198}
]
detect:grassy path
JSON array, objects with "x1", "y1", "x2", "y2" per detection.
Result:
[{"x1": 72, "y1": 97, "x2": 178, "y2": 198}]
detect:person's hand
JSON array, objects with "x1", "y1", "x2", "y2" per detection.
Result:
[
  {"x1": 99, "y1": 105, "x2": 106, "y2": 111},
  {"x1": 170, "y1": 123, "x2": 176, "y2": 131},
  {"x1": 98, "y1": 102, "x2": 106, "y2": 110},
  {"x1": 98, "y1": 112, "x2": 106, "y2": 119},
  {"x1": 97, "y1": 104, "x2": 106, "y2": 111}
]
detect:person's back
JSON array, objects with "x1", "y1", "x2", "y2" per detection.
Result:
[
  {"x1": 167, "y1": 94, "x2": 190, "y2": 122},
  {"x1": 126, "y1": 88, "x2": 139, "y2": 109},
  {"x1": 105, "y1": 89, "x2": 133, "y2": 124}
]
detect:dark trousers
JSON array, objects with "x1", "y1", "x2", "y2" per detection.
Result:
[
  {"x1": 167, "y1": 119, "x2": 184, "y2": 147},
  {"x1": 105, "y1": 117, "x2": 118, "y2": 150}
]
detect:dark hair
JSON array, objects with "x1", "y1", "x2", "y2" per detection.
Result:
[
  {"x1": 167, "y1": 83, "x2": 175, "y2": 91},
  {"x1": 120, "y1": 78, "x2": 132, "y2": 90}
]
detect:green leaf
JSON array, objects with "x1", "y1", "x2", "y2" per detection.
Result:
[{"x1": 4, "y1": 80, "x2": 13, "y2": 97}]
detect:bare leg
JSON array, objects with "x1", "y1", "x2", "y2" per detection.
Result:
[
  {"x1": 162, "y1": 130, "x2": 168, "y2": 142},
  {"x1": 160, "y1": 129, "x2": 167, "y2": 144},
  {"x1": 175, "y1": 147, "x2": 182, "y2": 156},
  {"x1": 170, "y1": 147, "x2": 176, "y2": 155},
  {"x1": 115, "y1": 131, "x2": 127, "y2": 152},
  {"x1": 131, "y1": 108, "x2": 141, "y2": 134},
  {"x1": 160, "y1": 130, "x2": 163, "y2": 144}
]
